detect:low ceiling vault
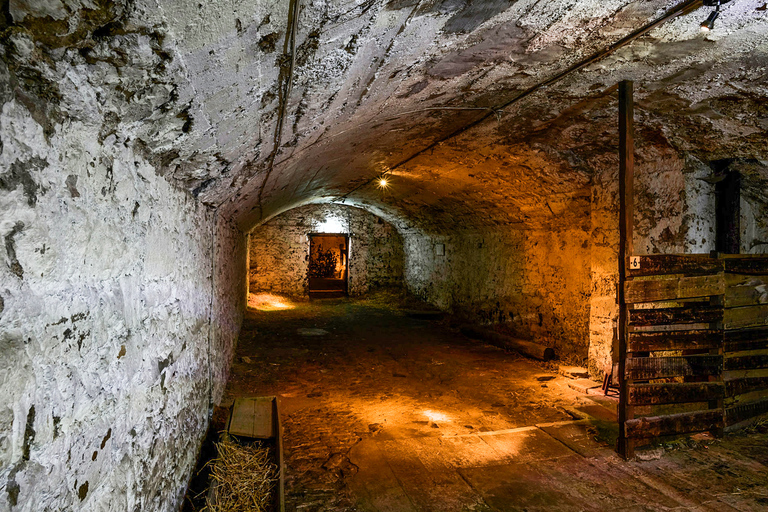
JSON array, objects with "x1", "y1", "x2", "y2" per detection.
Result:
[{"x1": 2, "y1": 0, "x2": 767, "y2": 231}]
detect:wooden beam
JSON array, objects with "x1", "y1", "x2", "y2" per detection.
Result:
[
  {"x1": 627, "y1": 304, "x2": 723, "y2": 326},
  {"x1": 625, "y1": 409, "x2": 724, "y2": 439},
  {"x1": 624, "y1": 275, "x2": 724, "y2": 303},
  {"x1": 628, "y1": 382, "x2": 724, "y2": 406},
  {"x1": 627, "y1": 254, "x2": 723, "y2": 278},
  {"x1": 617, "y1": 80, "x2": 634, "y2": 459},
  {"x1": 724, "y1": 327, "x2": 768, "y2": 352},
  {"x1": 626, "y1": 355, "x2": 722, "y2": 380},
  {"x1": 724, "y1": 256, "x2": 768, "y2": 275},
  {"x1": 628, "y1": 329, "x2": 722, "y2": 352},
  {"x1": 725, "y1": 305, "x2": 768, "y2": 330},
  {"x1": 715, "y1": 170, "x2": 741, "y2": 254},
  {"x1": 725, "y1": 397, "x2": 768, "y2": 426}
]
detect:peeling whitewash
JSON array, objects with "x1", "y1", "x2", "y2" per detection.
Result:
[{"x1": 0, "y1": 100, "x2": 246, "y2": 511}]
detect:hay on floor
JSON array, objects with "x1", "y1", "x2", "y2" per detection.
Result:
[{"x1": 205, "y1": 435, "x2": 278, "y2": 512}]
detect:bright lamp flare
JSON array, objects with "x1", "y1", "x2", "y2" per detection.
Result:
[{"x1": 378, "y1": 178, "x2": 388, "y2": 188}]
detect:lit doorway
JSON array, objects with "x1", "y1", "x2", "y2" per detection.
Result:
[{"x1": 308, "y1": 234, "x2": 349, "y2": 297}]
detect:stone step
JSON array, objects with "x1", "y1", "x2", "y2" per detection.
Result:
[
  {"x1": 567, "y1": 379, "x2": 602, "y2": 394},
  {"x1": 558, "y1": 366, "x2": 590, "y2": 379}
]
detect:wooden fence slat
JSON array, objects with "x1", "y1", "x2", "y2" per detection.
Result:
[
  {"x1": 628, "y1": 382, "x2": 724, "y2": 405},
  {"x1": 625, "y1": 275, "x2": 724, "y2": 303},
  {"x1": 626, "y1": 355, "x2": 722, "y2": 380},
  {"x1": 724, "y1": 353, "x2": 768, "y2": 371},
  {"x1": 628, "y1": 330, "x2": 722, "y2": 352},
  {"x1": 627, "y1": 255, "x2": 723, "y2": 277},
  {"x1": 724, "y1": 327, "x2": 768, "y2": 352},
  {"x1": 725, "y1": 274, "x2": 768, "y2": 308},
  {"x1": 724, "y1": 257, "x2": 768, "y2": 275},
  {"x1": 625, "y1": 409, "x2": 724, "y2": 439},
  {"x1": 628, "y1": 305, "x2": 723, "y2": 326},
  {"x1": 725, "y1": 377, "x2": 768, "y2": 397},
  {"x1": 725, "y1": 397, "x2": 768, "y2": 426},
  {"x1": 724, "y1": 305, "x2": 768, "y2": 330}
]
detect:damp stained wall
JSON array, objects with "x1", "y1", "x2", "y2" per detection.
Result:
[
  {"x1": 0, "y1": 99, "x2": 246, "y2": 511},
  {"x1": 248, "y1": 204, "x2": 405, "y2": 297}
]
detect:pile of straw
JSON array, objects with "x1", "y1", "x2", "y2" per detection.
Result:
[{"x1": 205, "y1": 435, "x2": 278, "y2": 512}]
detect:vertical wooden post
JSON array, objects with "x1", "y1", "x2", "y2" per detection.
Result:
[
  {"x1": 716, "y1": 170, "x2": 741, "y2": 254},
  {"x1": 617, "y1": 80, "x2": 634, "y2": 459}
]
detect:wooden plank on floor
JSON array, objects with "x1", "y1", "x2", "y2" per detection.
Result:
[
  {"x1": 228, "y1": 397, "x2": 275, "y2": 439},
  {"x1": 378, "y1": 439, "x2": 487, "y2": 512},
  {"x1": 475, "y1": 428, "x2": 576, "y2": 465},
  {"x1": 347, "y1": 439, "x2": 418, "y2": 512},
  {"x1": 459, "y1": 461, "x2": 590, "y2": 512},
  {"x1": 537, "y1": 422, "x2": 616, "y2": 459}
]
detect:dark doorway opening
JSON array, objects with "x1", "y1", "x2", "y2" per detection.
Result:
[{"x1": 308, "y1": 234, "x2": 349, "y2": 297}]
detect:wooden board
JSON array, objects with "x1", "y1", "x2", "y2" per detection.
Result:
[
  {"x1": 624, "y1": 275, "x2": 723, "y2": 303},
  {"x1": 724, "y1": 352, "x2": 768, "y2": 371},
  {"x1": 725, "y1": 274, "x2": 768, "y2": 308},
  {"x1": 625, "y1": 355, "x2": 722, "y2": 380},
  {"x1": 725, "y1": 376, "x2": 768, "y2": 397},
  {"x1": 725, "y1": 397, "x2": 768, "y2": 426},
  {"x1": 627, "y1": 255, "x2": 723, "y2": 278},
  {"x1": 628, "y1": 382, "x2": 724, "y2": 406},
  {"x1": 628, "y1": 305, "x2": 722, "y2": 326},
  {"x1": 228, "y1": 397, "x2": 276, "y2": 439},
  {"x1": 724, "y1": 327, "x2": 768, "y2": 352},
  {"x1": 628, "y1": 330, "x2": 722, "y2": 352},
  {"x1": 625, "y1": 409, "x2": 723, "y2": 439},
  {"x1": 724, "y1": 257, "x2": 768, "y2": 276},
  {"x1": 724, "y1": 305, "x2": 768, "y2": 330}
]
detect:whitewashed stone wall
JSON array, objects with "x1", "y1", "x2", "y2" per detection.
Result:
[
  {"x1": 249, "y1": 204, "x2": 405, "y2": 297},
  {"x1": 0, "y1": 99, "x2": 245, "y2": 511}
]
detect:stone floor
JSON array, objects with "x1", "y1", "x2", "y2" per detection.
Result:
[{"x1": 221, "y1": 293, "x2": 768, "y2": 512}]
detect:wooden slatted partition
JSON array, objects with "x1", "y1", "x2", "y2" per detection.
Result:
[
  {"x1": 722, "y1": 256, "x2": 768, "y2": 428},
  {"x1": 619, "y1": 255, "x2": 725, "y2": 459},
  {"x1": 618, "y1": 254, "x2": 768, "y2": 458}
]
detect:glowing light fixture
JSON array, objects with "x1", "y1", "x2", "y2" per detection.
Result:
[
  {"x1": 379, "y1": 178, "x2": 388, "y2": 187},
  {"x1": 701, "y1": 0, "x2": 729, "y2": 31}
]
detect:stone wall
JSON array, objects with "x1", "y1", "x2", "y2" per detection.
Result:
[
  {"x1": 249, "y1": 204, "x2": 405, "y2": 297},
  {"x1": 0, "y1": 99, "x2": 245, "y2": 510},
  {"x1": 403, "y1": 226, "x2": 592, "y2": 361}
]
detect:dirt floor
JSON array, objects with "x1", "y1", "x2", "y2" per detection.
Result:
[{"x1": 219, "y1": 293, "x2": 768, "y2": 512}]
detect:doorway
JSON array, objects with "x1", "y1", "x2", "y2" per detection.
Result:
[{"x1": 308, "y1": 234, "x2": 349, "y2": 297}]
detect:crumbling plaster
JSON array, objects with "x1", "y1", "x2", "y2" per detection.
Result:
[
  {"x1": 2, "y1": 0, "x2": 768, "y2": 508},
  {"x1": 0, "y1": 94, "x2": 246, "y2": 510}
]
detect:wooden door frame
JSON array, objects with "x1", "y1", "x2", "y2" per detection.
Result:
[{"x1": 307, "y1": 233, "x2": 350, "y2": 294}]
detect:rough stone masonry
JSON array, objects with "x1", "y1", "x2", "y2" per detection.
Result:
[{"x1": 1, "y1": 0, "x2": 767, "y2": 510}]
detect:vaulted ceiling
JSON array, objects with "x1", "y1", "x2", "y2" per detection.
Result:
[{"x1": 4, "y1": 0, "x2": 767, "y2": 231}]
